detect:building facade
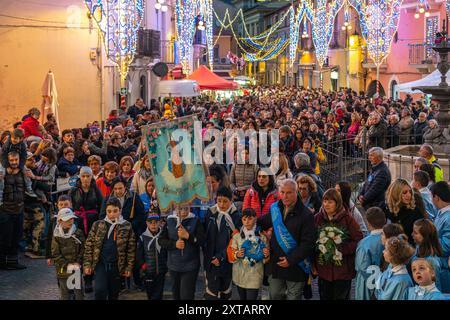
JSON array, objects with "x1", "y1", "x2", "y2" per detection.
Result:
[{"x1": 0, "y1": 0, "x2": 175, "y2": 132}]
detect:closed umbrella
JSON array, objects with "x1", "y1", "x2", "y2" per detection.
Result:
[{"x1": 41, "y1": 70, "x2": 60, "y2": 127}]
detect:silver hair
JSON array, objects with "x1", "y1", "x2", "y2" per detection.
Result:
[
  {"x1": 294, "y1": 152, "x2": 310, "y2": 168},
  {"x1": 369, "y1": 147, "x2": 384, "y2": 159},
  {"x1": 279, "y1": 178, "x2": 298, "y2": 192}
]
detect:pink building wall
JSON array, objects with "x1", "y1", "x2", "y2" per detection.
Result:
[{"x1": 375, "y1": 1, "x2": 448, "y2": 98}]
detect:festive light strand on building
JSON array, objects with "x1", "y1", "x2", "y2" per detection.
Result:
[
  {"x1": 84, "y1": 0, "x2": 144, "y2": 85},
  {"x1": 304, "y1": 0, "x2": 345, "y2": 68},
  {"x1": 426, "y1": 16, "x2": 439, "y2": 59},
  {"x1": 289, "y1": 3, "x2": 308, "y2": 66},
  {"x1": 350, "y1": 0, "x2": 402, "y2": 93},
  {"x1": 198, "y1": 0, "x2": 214, "y2": 70}
]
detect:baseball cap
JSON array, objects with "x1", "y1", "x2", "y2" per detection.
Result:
[{"x1": 57, "y1": 208, "x2": 77, "y2": 222}]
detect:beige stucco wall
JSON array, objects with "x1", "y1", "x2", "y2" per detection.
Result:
[{"x1": 0, "y1": 0, "x2": 103, "y2": 132}]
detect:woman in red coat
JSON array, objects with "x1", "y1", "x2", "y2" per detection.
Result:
[
  {"x1": 314, "y1": 188, "x2": 363, "y2": 300},
  {"x1": 242, "y1": 168, "x2": 279, "y2": 218}
]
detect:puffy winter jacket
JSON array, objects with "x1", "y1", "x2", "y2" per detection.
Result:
[
  {"x1": 20, "y1": 115, "x2": 42, "y2": 138},
  {"x1": 243, "y1": 183, "x2": 279, "y2": 217}
]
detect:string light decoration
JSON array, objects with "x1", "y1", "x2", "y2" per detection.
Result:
[
  {"x1": 84, "y1": 0, "x2": 144, "y2": 85},
  {"x1": 213, "y1": 7, "x2": 289, "y2": 62},
  {"x1": 350, "y1": 0, "x2": 402, "y2": 91},
  {"x1": 175, "y1": 0, "x2": 197, "y2": 73},
  {"x1": 289, "y1": 3, "x2": 308, "y2": 67},
  {"x1": 175, "y1": 0, "x2": 214, "y2": 73},
  {"x1": 425, "y1": 16, "x2": 439, "y2": 59},
  {"x1": 304, "y1": 0, "x2": 345, "y2": 68},
  {"x1": 198, "y1": 0, "x2": 214, "y2": 70}
]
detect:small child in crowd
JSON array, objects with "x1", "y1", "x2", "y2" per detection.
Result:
[
  {"x1": 405, "y1": 258, "x2": 446, "y2": 300},
  {"x1": 380, "y1": 223, "x2": 405, "y2": 271},
  {"x1": 51, "y1": 208, "x2": 85, "y2": 300},
  {"x1": 376, "y1": 235, "x2": 414, "y2": 300},
  {"x1": 227, "y1": 208, "x2": 270, "y2": 300},
  {"x1": 46, "y1": 195, "x2": 73, "y2": 266},
  {"x1": 136, "y1": 213, "x2": 168, "y2": 300},
  {"x1": 355, "y1": 207, "x2": 386, "y2": 300}
]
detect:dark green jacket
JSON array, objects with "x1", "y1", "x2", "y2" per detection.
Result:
[{"x1": 51, "y1": 228, "x2": 85, "y2": 278}]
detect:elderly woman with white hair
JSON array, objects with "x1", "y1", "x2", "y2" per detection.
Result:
[
  {"x1": 387, "y1": 114, "x2": 400, "y2": 148},
  {"x1": 423, "y1": 119, "x2": 445, "y2": 144}
]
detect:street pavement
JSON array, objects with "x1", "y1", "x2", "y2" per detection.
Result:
[{"x1": 0, "y1": 253, "x2": 356, "y2": 300}]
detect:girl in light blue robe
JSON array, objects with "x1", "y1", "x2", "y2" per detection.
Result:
[
  {"x1": 411, "y1": 219, "x2": 450, "y2": 292},
  {"x1": 355, "y1": 229, "x2": 384, "y2": 300},
  {"x1": 405, "y1": 258, "x2": 447, "y2": 300},
  {"x1": 375, "y1": 236, "x2": 414, "y2": 300},
  {"x1": 433, "y1": 205, "x2": 450, "y2": 293}
]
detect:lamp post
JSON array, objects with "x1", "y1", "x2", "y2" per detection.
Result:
[{"x1": 155, "y1": 0, "x2": 168, "y2": 30}]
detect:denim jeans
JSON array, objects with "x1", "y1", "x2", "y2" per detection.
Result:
[
  {"x1": 268, "y1": 275, "x2": 304, "y2": 300},
  {"x1": 170, "y1": 269, "x2": 199, "y2": 300}
]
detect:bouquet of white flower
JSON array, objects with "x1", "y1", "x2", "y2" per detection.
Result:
[{"x1": 316, "y1": 224, "x2": 348, "y2": 267}]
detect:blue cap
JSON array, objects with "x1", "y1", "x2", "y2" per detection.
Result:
[{"x1": 146, "y1": 213, "x2": 161, "y2": 221}]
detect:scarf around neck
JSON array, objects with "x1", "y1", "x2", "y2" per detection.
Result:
[
  {"x1": 104, "y1": 215, "x2": 126, "y2": 239},
  {"x1": 53, "y1": 224, "x2": 82, "y2": 244},
  {"x1": 142, "y1": 228, "x2": 162, "y2": 253},
  {"x1": 217, "y1": 205, "x2": 236, "y2": 232}
]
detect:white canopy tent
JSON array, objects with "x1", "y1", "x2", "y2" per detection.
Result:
[
  {"x1": 158, "y1": 80, "x2": 200, "y2": 97},
  {"x1": 397, "y1": 69, "x2": 450, "y2": 93}
]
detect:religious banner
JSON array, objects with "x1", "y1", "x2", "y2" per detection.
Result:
[{"x1": 142, "y1": 115, "x2": 209, "y2": 213}]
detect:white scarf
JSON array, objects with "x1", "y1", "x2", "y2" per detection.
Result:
[
  {"x1": 141, "y1": 228, "x2": 162, "y2": 253},
  {"x1": 217, "y1": 204, "x2": 236, "y2": 232},
  {"x1": 167, "y1": 211, "x2": 196, "y2": 228},
  {"x1": 241, "y1": 224, "x2": 257, "y2": 241},
  {"x1": 104, "y1": 215, "x2": 126, "y2": 239},
  {"x1": 53, "y1": 224, "x2": 82, "y2": 245}
]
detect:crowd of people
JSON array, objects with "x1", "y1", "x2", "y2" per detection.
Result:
[{"x1": 0, "y1": 86, "x2": 449, "y2": 301}]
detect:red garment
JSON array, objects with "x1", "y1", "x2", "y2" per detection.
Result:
[
  {"x1": 314, "y1": 207, "x2": 363, "y2": 281},
  {"x1": 346, "y1": 123, "x2": 360, "y2": 140},
  {"x1": 242, "y1": 187, "x2": 279, "y2": 218},
  {"x1": 96, "y1": 178, "x2": 112, "y2": 198},
  {"x1": 74, "y1": 207, "x2": 98, "y2": 235},
  {"x1": 20, "y1": 116, "x2": 42, "y2": 138}
]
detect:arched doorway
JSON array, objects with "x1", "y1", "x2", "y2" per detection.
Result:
[
  {"x1": 390, "y1": 80, "x2": 398, "y2": 100},
  {"x1": 366, "y1": 80, "x2": 386, "y2": 97}
]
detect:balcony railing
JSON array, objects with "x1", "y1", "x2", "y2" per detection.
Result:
[{"x1": 408, "y1": 43, "x2": 438, "y2": 65}]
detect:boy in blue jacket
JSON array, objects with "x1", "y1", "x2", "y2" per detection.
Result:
[
  {"x1": 203, "y1": 186, "x2": 242, "y2": 300},
  {"x1": 136, "y1": 213, "x2": 167, "y2": 300}
]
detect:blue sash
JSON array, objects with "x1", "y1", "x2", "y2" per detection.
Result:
[{"x1": 270, "y1": 201, "x2": 311, "y2": 274}]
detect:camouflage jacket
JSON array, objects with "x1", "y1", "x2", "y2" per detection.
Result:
[
  {"x1": 83, "y1": 220, "x2": 136, "y2": 274},
  {"x1": 51, "y1": 228, "x2": 85, "y2": 279}
]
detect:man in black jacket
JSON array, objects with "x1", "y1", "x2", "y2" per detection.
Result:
[
  {"x1": 257, "y1": 179, "x2": 317, "y2": 300},
  {"x1": 358, "y1": 147, "x2": 392, "y2": 210},
  {"x1": 0, "y1": 152, "x2": 27, "y2": 270}
]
